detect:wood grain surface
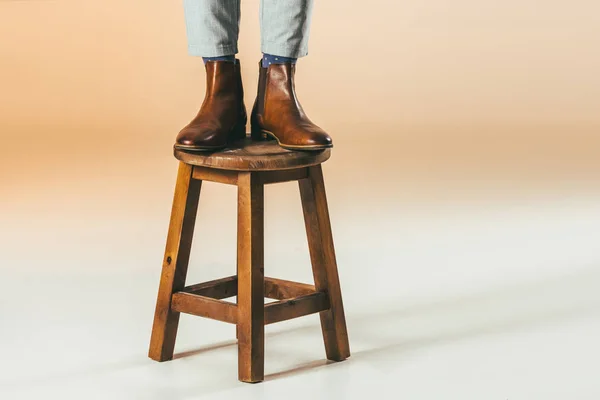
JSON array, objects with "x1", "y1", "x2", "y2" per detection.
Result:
[{"x1": 174, "y1": 139, "x2": 330, "y2": 171}]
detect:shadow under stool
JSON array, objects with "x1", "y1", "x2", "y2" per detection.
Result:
[{"x1": 148, "y1": 139, "x2": 350, "y2": 383}]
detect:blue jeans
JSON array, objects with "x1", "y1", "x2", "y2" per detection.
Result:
[{"x1": 183, "y1": 0, "x2": 314, "y2": 58}]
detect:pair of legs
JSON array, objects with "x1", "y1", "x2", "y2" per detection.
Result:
[
  {"x1": 175, "y1": 0, "x2": 332, "y2": 153},
  {"x1": 183, "y1": 0, "x2": 314, "y2": 59}
]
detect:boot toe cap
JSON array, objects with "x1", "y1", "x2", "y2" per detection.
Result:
[
  {"x1": 176, "y1": 125, "x2": 225, "y2": 149},
  {"x1": 293, "y1": 126, "x2": 333, "y2": 149},
  {"x1": 314, "y1": 134, "x2": 333, "y2": 147}
]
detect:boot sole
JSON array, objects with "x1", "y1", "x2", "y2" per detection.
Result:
[
  {"x1": 251, "y1": 129, "x2": 333, "y2": 151},
  {"x1": 173, "y1": 143, "x2": 227, "y2": 152}
]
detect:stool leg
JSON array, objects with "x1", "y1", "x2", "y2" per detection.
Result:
[
  {"x1": 236, "y1": 258, "x2": 239, "y2": 341},
  {"x1": 149, "y1": 162, "x2": 201, "y2": 361},
  {"x1": 299, "y1": 165, "x2": 351, "y2": 361},
  {"x1": 237, "y1": 172, "x2": 265, "y2": 383}
]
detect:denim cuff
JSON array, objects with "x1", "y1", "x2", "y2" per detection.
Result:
[
  {"x1": 187, "y1": 44, "x2": 238, "y2": 58},
  {"x1": 261, "y1": 41, "x2": 308, "y2": 59}
]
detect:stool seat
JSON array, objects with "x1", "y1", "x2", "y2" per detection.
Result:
[{"x1": 174, "y1": 138, "x2": 331, "y2": 171}]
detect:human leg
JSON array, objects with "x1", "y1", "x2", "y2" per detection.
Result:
[{"x1": 183, "y1": 0, "x2": 241, "y2": 57}]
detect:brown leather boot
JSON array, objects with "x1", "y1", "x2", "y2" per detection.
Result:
[
  {"x1": 175, "y1": 60, "x2": 247, "y2": 151},
  {"x1": 251, "y1": 61, "x2": 333, "y2": 151}
]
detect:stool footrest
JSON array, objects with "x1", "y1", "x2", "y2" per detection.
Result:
[
  {"x1": 264, "y1": 277, "x2": 316, "y2": 300},
  {"x1": 265, "y1": 291, "x2": 330, "y2": 325},
  {"x1": 172, "y1": 276, "x2": 330, "y2": 325},
  {"x1": 179, "y1": 276, "x2": 318, "y2": 301},
  {"x1": 172, "y1": 292, "x2": 238, "y2": 324},
  {"x1": 181, "y1": 275, "x2": 238, "y2": 299}
]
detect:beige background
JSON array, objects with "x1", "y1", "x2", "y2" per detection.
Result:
[
  {"x1": 2, "y1": 1, "x2": 600, "y2": 397},
  {"x1": 1, "y1": 0, "x2": 599, "y2": 302},
  {"x1": 2, "y1": 0, "x2": 599, "y2": 203},
  {"x1": 1, "y1": 1, "x2": 600, "y2": 284}
]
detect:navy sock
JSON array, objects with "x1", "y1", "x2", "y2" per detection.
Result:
[
  {"x1": 202, "y1": 55, "x2": 236, "y2": 64},
  {"x1": 262, "y1": 53, "x2": 297, "y2": 68}
]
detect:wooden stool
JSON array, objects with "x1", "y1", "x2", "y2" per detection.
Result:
[{"x1": 148, "y1": 139, "x2": 350, "y2": 383}]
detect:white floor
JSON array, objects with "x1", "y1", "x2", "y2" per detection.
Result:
[{"x1": 2, "y1": 191, "x2": 600, "y2": 399}]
